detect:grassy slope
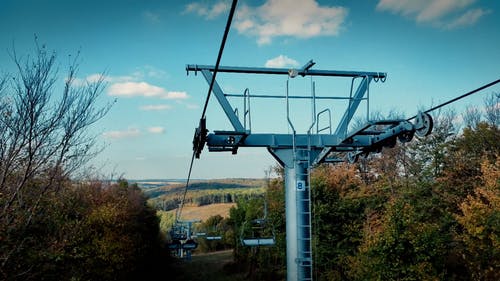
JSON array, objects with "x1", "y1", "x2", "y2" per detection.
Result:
[
  {"x1": 171, "y1": 250, "x2": 247, "y2": 281},
  {"x1": 169, "y1": 203, "x2": 237, "y2": 221}
]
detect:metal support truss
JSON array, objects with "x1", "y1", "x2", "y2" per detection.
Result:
[{"x1": 186, "y1": 60, "x2": 432, "y2": 281}]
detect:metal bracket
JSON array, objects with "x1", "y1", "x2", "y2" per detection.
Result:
[{"x1": 207, "y1": 131, "x2": 248, "y2": 154}]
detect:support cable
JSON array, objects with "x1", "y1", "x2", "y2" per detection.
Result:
[
  {"x1": 407, "y1": 79, "x2": 500, "y2": 121},
  {"x1": 177, "y1": 0, "x2": 238, "y2": 222}
]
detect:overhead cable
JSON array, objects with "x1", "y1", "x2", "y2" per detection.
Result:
[
  {"x1": 177, "y1": 0, "x2": 238, "y2": 221},
  {"x1": 407, "y1": 78, "x2": 500, "y2": 121}
]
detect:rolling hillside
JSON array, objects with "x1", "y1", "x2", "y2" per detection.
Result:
[{"x1": 145, "y1": 178, "x2": 267, "y2": 212}]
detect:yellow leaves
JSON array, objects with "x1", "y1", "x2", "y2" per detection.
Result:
[
  {"x1": 456, "y1": 187, "x2": 498, "y2": 238},
  {"x1": 456, "y1": 156, "x2": 500, "y2": 236},
  {"x1": 88, "y1": 203, "x2": 119, "y2": 224},
  {"x1": 454, "y1": 156, "x2": 500, "y2": 280},
  {"x1": 480, "y1": 155, "x2": 500, "y2": 191}
]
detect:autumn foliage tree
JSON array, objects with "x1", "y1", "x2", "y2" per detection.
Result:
[
  {"x1": 230, "y1": 95, "x2": 499, "y2": 281},
  {"x1": 0, "y1": 41, "x2": 167, "y2": 280}
]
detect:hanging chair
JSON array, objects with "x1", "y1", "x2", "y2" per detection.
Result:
[
  {"x1": 167, "y1": 240, "x2": 181, "y2": 250},
  {"x1": 182, "y1": 239, "x2": 198, "y2": 250},
  {"x1": 169, "y1": 224, "x2": 187, "y2": 240},
  {"x1": 240, "y1": 215, "x2": 276, "y2": 247}
]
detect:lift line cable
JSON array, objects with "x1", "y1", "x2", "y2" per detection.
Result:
[
  {"x1": 177, "y1": 0, "x2": 238, "y2": 222},
  {"x1": 201, "y1": 0, "x2": 238, "y2": 119},
  {"x1": 407, "y1": 78, "x2": 500, "y2": 121}
]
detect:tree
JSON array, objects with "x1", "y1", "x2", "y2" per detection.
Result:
[
  {"x1": 227, "y1": 166, "x2": 286, "y2": 281},
  {"x1": 483, "y1": 93, "x2": 499, "y2": 127},
  {"x1": 454, "y1": 157, "x2": 500, "y2": 281},
  {"x1": 0, "y1": 40, "x2": 113, "y2": 278},
  {"x1": 349, "y1": 198, "x2": 450, "y2": 281}
]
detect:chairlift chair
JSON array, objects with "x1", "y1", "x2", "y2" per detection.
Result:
[
  {"x1": 240, "y1": 201, "x2": 276, "y2": 247},
  {"x1": 182, "y1": 239, "x2": 198, "y2": 250},
  {"x1": 205, "y1": 226, "x2": 223, "y2": 241},
  {"x1": 240, "y1": 218, "x2": 276, "y2": 246},
  {"x1": 206, "y1": 235, "x2": 222, "y2": 241},
  {"x1": 169, "y1": 224, "x2": 187, "y2": 240},
  {"x1": 167, "y1": 240, "x2": 181, "y2": 250}
]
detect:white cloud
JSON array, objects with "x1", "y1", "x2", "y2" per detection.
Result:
[
  {"x1": 74, "y1": 65, "x2": 170, "y2": 88},
  {"x1": 265, "y1": 55, "x2": 300, "y2": 68},
  {"x1": 162, "y1": 91, "x2": 189, "y2": 100},
  {"x1": 72, "y1": 73, "x2": 136, "y2": 87},
  {"x1": 108, "y1": 82, "x2": 189, "y2": 100},
  {"x1": 184, "y1": 1, "x2": 229, "y2": 19},
  {"x1": 376, "y1": 0, "x2": 488, "y2": 29},
  {"x1": 148, "y1": 126, "x2": 166, "y2": 134},
  {"x1": 234, "y1": 0, "x2": 348, "y2": 45},
  {"x1": 139, "y1": 104, "x2": 172, "y2": 111},
  {"x1": 102, "y1": 126, "x2": 166, "y2": 139},
  {"x1": 444, "y1": 8, "x2": 489, "y2": 29},
  {"x1": 108, "y1": 82, "x2": 167, "y2": 97},
  {"x1": 103, "y1": 128, "x2": 141, "y2": 139}
]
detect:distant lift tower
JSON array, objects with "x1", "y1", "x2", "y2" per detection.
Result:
[
  {"x1": 187, "y1": 60, "x2": 433, "y2": 281},
  {"x1": 168, "y1": 219, "x2": 200, "y2": 260}
]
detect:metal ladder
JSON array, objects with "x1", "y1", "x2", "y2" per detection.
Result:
[
  {"x1": 294, "y1": 141, "x2": 313, "y2": 281},
  {"x1": 287, "y1": 77, "x2": 314, "y2": 281}
]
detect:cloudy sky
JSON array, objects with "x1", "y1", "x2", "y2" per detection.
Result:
[{"x1": 1, "y1": 0, "x2": 499, "y2": 179}]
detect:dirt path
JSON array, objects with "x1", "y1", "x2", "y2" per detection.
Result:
[{"x1": 171, "y1": 250, "x2": 247, "y2": 281}]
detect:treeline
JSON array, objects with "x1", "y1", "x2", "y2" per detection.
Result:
[
  {"x1": 144, "y1": 179, "x2": 266, "y2": 199},
  {"x1": 152, "y1": 188, "x2": 265, "y2": 211},
  {"x1": 226, "y1": 99, "x2": 499, "y2": 281}
]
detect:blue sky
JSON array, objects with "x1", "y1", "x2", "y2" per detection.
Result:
[{"x1": 1, "y1": 0, "x2": 499, "y2": 179}]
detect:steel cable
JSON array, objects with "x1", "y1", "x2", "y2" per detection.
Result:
[
  {"x1": 176, "y1": 0, "x2": 238, "y2": 222},
  {"x1": 407, "y1": 78, "x2": 500, "y2": 121}
]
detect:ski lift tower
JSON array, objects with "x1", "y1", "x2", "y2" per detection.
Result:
[{"x1": 186, "y1": 60, "x2": 433, "y2": 281}]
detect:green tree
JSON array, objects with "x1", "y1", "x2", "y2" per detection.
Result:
[
  {"x1": 350, "y1": 198, "x2": 449, "y2": 281},
  {"x1": 227, "y1": 167, "x2": 285, "y2": 280}
]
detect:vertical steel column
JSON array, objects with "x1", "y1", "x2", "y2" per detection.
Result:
[{"x1": 284, "y1": 149, "x2": 312, "y2": 281}]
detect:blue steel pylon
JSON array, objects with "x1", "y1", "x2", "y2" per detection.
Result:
[{"x1": 186, "y1": 60, "x2": 432, "y2": 281}]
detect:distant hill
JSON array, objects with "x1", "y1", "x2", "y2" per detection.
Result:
[{"x1": 145, "y1": 178, "x2": 266, "y2": 212}]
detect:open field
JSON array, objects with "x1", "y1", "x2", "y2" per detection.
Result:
[{"x1": 168, "y1": 203, "x2": 237, "y2": 221}]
